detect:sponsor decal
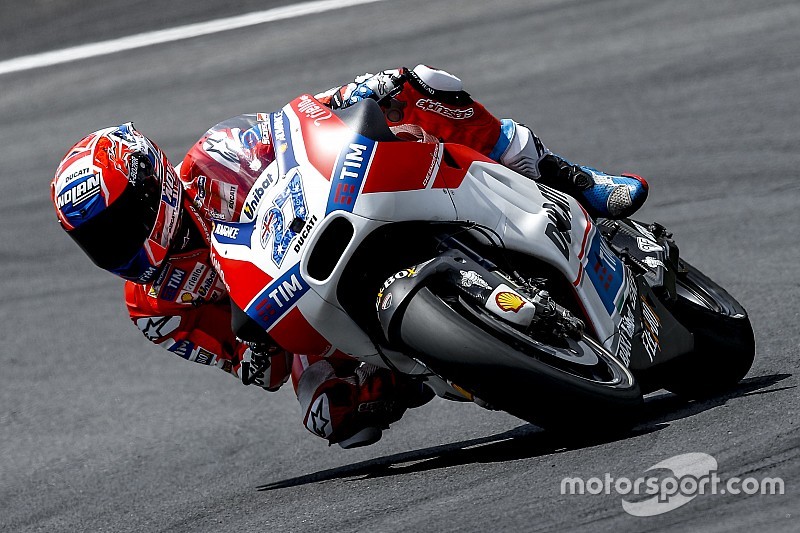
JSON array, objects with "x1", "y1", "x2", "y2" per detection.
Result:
[
  {"x1": 136, "y1": 266, "x2": 158, "y2": 284},
  {"x1": 326, "y1": 135, "x2": 376, "y2": 214},
  {"x1": 459, "y1": 270, "x2": 491, "y2": 290},
  {"x1": 272, "y1": 111, "x2": 286, "y2": 142},
  {"x1": 270, "y1": 110, "x2": 300, "y2": 173},
  {"x1": 585, "y1": 233, "x2": 626, "y2": 315},
  {"x1": 242, "y1": 171, "x2": 274, "y2": 220},
  {"x1": 422, "y1": 142, "x2": 441, "y2": 188},
  {"x1": 642, "y1": 256, "x2": 665, "y2": 270},
  {"x1": 380, "y1": 292, "x2": 393, "y2": 311},
  {"x1": 617, "y1": 310, "x2": 635, "y2": 367},
  {"x1": 615, "y1": 269, "x2": 638, "y2": 367},
  {"x1": 196, "y1": 174, "x2": 207, "y2": 199},
  {"x1": 292, "y1": 214, "x2": 318, "y2": 253},
  {"x1": 485, "y1": 284, "x2": 536, "y2": 326},
  {"x1": 631, "y1": 220, "x2": 657, "y2": 242},
  {"x1": 150, "y1": 165, "x2": 181, "y2": 249},
  {"x1": 127, "y1": 152, "x2": 145, "y2": 185},
  {"x1": 542, "y1": 200, "x2": 573, "y2": 260},
  {"x1": 56, "y1": 174, "x2": 101, "y2": 209},
  {"x1": 136, "y1": 315, "x2": 181, "y2": 341},
  {"x1": 198, "y1": 269, "x2": 217, "y2": 298},
  {"x1": 215, "y1": 224, "x2": 239, "y2": 239},
  {"x1": 296, "y1": 94, "x2": 333, "y2": 126},
  {"x1": 257, "y1": 113, "x2": 271, "y2": 141},
  {"x1": 183, "y1": 262, "x2": 206, "y2": 293},
  {"x1": 218, "y1": 182, "x2": 238, "y2": 219},
  {"x1": 167, "y1": 340, "x2": 195, "y2": 360},
  {"x1": 160, "y1": 165, "x2": 180, "y2": 209},
  {"x1": 194, "y1": 348, "x2": 214, "y2": 365},
  {"x1": 495, "y1": 291, "x2": 526, "y2": 313},
  {"x1": 415, "y1": 98, "x2": 474, "y2": 120},
  {"x1": 209, "y1": 253, "x2": 228, "y2": 292},
  {"x1": 306, "y1": 393, "x2": 332, "y2": 438},
  {"x1": 203, "y1": 130, "x2": 241, "y2": 172},
  {"x1": 259, "y1": 170, "x2": 308, "y2": 266},
  {"x1": 376, "y1": 267, "x2": 419, "y2": 309},
  {"x1": 637, "y1": 237, "x2": 663, "y2": 253},
  {"x1": 148, "y1": 264, "x2": 171, "y2": 298},
  {"x1": 247, "y1": 263, "x2": 310, "y2": 331},
  {"x1": 62, "y1": 166, "x2": 91, "y2": 184},
  {"x1": 212, "y1": 221, "x2": 253, "y2": 246},
  {"x1": 159, "y1": 267, "x2": 186, "y2": 301},
  {"x1": 640, "y1": 296, "x2": 661, "y2": 362}
]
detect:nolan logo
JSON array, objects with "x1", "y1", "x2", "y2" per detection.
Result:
[{"x1": 56, "y1": 174, "x2": 101, "y2": 208}]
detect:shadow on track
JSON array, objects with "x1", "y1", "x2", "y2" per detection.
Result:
[
  {"x1": 636, "y1": 373, "x2": 793, "y2": 428},
  {"x1": 257, "y1": 373, "x2": 791, "y2": 492}
]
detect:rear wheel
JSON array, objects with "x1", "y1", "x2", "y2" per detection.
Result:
[
  {"x1": 660, "y1": 261, "x2": 755, "y2": 398},
  {"x1": 399, "y1": 287, "x2": 643, "y2": 433}
]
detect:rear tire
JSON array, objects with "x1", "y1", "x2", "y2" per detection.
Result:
[
  {"x1": 661, "y1": 261, "x2": 755, "y2": 398},
  {"x1": 399, "y1": 287, "x2": 643, "y2": 433}
]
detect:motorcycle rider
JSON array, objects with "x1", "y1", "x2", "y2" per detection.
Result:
[{"x1": 51, "y1": 65, "x2": 648, "y2": 449}]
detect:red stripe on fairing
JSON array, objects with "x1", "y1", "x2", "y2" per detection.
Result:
[
  {"x1": 211, "y1": 252, "x2": 273, "y2": 311},
  {"x1": 432, "y1": 143, "x2": 492, "y2": 189},
  {"x1": 573, "y1": 208, "x2": 593, "y2": 286},
  {"x1": 267, "y1": 307, "x2": 335, "y2": 357},
  {"x1": 291, "y1": 94, "x2": 349, "y2": 182},
  {"x1": 577, "y1": 206, "x2": 592, "y2": 260},
  {"x1": 573, "y1": 263, "x2": 585, "y2": 288},
  {"x1": 362, "y1": 142, "x2": 440, "y2": 193}
]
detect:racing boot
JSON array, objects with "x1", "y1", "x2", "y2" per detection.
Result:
[
  {"x1": 497, "y1": 120, "x2": 648, "y2": 218},
  {"x1": 338, "y1": 365, "x2": 434, "y2": 449},
  {"x1": 296, "y1": 359, "x2": 433, "y2": 449}
]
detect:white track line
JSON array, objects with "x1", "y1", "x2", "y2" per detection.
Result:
[{"x1": 0, "y1": 0, "x2": 385, "y2": 76}]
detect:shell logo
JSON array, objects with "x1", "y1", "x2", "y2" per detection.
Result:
[{"x1": 495, "y1": 291, "x2": 525, "y2": 313}]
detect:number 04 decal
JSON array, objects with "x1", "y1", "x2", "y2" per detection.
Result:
[{"x1": 260, "y1": 170, "x2": 308, "y2": 266}]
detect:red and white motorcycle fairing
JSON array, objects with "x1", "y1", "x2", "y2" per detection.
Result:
[{"x1": 210, "y1": 95, "x2": 633, "y2": 398}]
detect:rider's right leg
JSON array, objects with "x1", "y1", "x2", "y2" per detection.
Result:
[
  {"x1": 494, "y1": 120, "x2": 649, "y2": 219},
  {"x1": 292, "y1": 355, "x2": 434, "y2": 449}
]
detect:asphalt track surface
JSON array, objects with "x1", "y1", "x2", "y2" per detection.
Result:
[{"x1": 1, "y1": 0, "x2": 798, "y2": 531}]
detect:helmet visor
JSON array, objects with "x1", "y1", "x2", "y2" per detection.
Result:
[{"x1": 68, "y1": 173, "x2": 161, "y2": 278}]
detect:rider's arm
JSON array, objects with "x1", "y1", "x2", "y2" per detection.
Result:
[
  {"x1": 315, "y1": 65, "x2": 506, "y2": 157},
  {"x1": 124, "y1": 281, "x2": 292, "y2": 391}
]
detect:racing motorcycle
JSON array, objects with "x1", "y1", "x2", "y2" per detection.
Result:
[{"x1": 210, "y1": 95, "x2": 755, "y2": 431}]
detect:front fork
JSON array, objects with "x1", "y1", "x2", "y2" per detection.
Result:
[{"x1": 376, "y1": 240, "x2": 585, "y2": 347}]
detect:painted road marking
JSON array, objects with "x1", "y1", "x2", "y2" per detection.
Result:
[{"x1": 0, "y1": 0, "x2": 385, "y2": 76}]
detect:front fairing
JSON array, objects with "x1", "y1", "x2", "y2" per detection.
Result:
[{"x1": 210, "y1": 95, "x2": 632, "y2": 363}]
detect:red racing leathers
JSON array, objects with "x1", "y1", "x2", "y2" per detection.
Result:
[
  {"x1": 126, "y1": 65, "x2": 546, "y2": 446},
  {"x1": 124, "y1": 114, "x2": 291, "y2": 391}
]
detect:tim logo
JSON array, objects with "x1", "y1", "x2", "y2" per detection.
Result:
[
  {"x1": 248, "y1": 263, "x2": 310, "y2": 330},
  {"x1": 327, "y1": 136, "x2": 375, "y2": 214}
]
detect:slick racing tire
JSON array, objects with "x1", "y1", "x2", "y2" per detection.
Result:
[
  {"x1": 660, "y1": 260, "x2": 756, "y2": 398},
  {"x1": 398, "y1": 287, "x2": 643, "y2": 433}
]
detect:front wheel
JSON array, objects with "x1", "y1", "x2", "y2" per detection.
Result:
[
  {"x1": 399, "y1": 287, "x2": 643, "y2": 433},
  {"x1": 660, "y1": 261, "x2": 756, "y2": 398}
]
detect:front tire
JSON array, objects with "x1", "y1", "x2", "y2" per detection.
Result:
[
  {"x1": 661, "y1": 261, "x2": 755, "y2": 398},
  {"x1": 399, "y1": 287, "x2": 643, "y2": 433}
]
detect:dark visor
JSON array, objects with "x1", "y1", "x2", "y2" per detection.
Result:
[{"x1": 68, "y1": 174, "x2": 161, "y2": 272}]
